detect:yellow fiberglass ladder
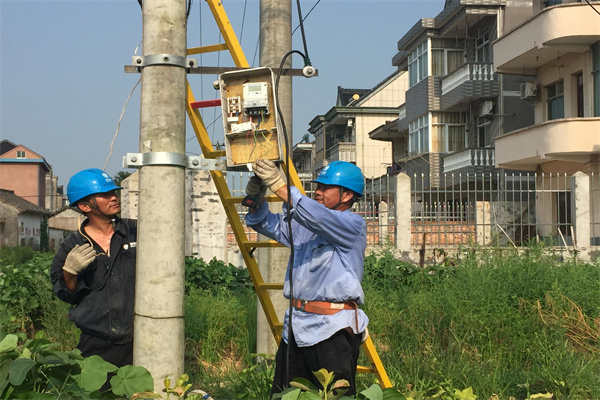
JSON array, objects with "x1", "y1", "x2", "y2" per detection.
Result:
[{"x1": 185, "y1": 0, "x2": 391, "y2": 389}]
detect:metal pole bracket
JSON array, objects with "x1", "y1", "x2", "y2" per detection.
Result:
[
  {"x1": 131, "y1": 54, "x2": 198, "y2": 70},
  {"x1": 123, "y1": 152, "x2": 229, "y2": 171}
]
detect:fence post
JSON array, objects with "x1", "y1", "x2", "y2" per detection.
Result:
[
  {"x1": 476, "y1": 201, "x2": 491, "y2": 246},
  {"x1": 394, "y1": 173, "x2": 411, "y2": 257},
  {"x1": 571, "y1": 171, "x2": 590, "y2": 261}
]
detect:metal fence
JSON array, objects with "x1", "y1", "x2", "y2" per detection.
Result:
[{"x1": 226, "y1": 170, "x2": 598, "y2": 249}]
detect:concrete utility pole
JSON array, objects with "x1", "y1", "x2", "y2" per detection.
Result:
[
  {"x1": 257, "y1": 0, "x2": 293, "y2": 356},
  {"x1": 134, "y1": 0, "x2": 187, "y2": 391}
]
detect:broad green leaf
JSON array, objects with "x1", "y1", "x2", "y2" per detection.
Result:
[
  {"x1": 454, "y1": 387, "x2": 477, "y2": 400},
  {"x1": 361, "y1": 384, "x2": 384, "y2": 400},
  {"x1": 0, "y1": 334, "x2": 18, "y2": 353},
  {"x1": 299, "y1": 391, "x2": 323, "y2": 400},
  {"x1": 15, "y1": 391, "x2": 57, "y2": 399},
  {"x1": 9, "y1": 358, "x2": 36, "y2": 385},
  {"x1": 382, "y1": 387, "x2": 407, "y2": 400},
  {"x1": 312, "y1": 368, "x2": 334, "y2": 390},
  {"x1": 0, "y1": 360, "x2": 11, "y2": 397},
  {"x1": 290, "y1": 377, "x2": 318, "y2": 393},
  {"x1": 280, "y1": 387, "x2": 302, "y2": 400},
  {"x1": 110, "y1": 365, "x2": 154, "y2": 397},
  {"x1": 75, "y1": 355, "x2": 118, "y2": 393},
  {"x1": 131, "y1": 390, "x2": 164, "y2": 399}
]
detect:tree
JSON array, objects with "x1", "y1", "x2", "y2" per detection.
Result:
[{"x1": 113, "y1": 171, "x2": 132, "y2": 187}]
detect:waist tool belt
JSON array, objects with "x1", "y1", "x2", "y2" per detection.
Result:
[{"x1": 292, "y1": 299, "x2": 359, "y2": 331}]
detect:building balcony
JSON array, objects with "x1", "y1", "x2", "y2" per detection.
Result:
[
  {"x1": 441, "y1": 63, "x2": 498, "y2": 110},
  {"x1": 443, "y1": 148, "x2": 496, "y2": 174},
  {"x1": 494, "y1": 3, "x2": 600, "y2": 75},
  {"x1": 326, "y1": 142, "x2": 356, "y2": 163},
  {"x1": 495, "y1": 118, "x2": 600, "y2": 171}
]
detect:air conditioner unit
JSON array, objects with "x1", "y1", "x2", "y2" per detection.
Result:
[
  {"x1": 479, "y1": 101, "x2": 494, "y2": 117},
  {"x1": 520, "y1": 82, "x2": 537, "y2": 101}
]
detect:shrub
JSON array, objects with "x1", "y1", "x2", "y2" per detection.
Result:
[{"x1": 0, "y1": 252, "x2": 54, "y2": 336}]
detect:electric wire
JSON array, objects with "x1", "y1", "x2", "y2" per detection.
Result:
[
  {"x1": 274, "y1": 50, "x2": 300, "y2": 389},
  {"x1": 270, "y1": 0, "x2": 314, "y2": 387},
  {"x1": 104, "y1": 77, "x2": 141, "y2": 172},
  {"x1": 291, "y1": 0, "x2": 321, "y2": 36},
  {"x1": 584, "y1": 0, "x2": 600, "y2": 16},
  {"x1": 295, "y1": 0, "x2": 311, "y2": 60}
]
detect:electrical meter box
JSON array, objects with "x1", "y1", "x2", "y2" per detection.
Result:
[{"x1": 219, "y1": 67, "x2": 282, "y2": 168}]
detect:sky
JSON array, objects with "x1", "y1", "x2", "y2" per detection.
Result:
[{"x1": 1, "y1": 0, "x2": 442, "y2": 189}]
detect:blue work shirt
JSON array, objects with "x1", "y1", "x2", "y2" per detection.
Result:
[{"x1": 245, "y1": 186, "x2": 368, "y2": 347}]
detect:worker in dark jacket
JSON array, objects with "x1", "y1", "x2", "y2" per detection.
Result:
[{"x1": 50, "y1": 168, "x2": 136, "y2": 367}]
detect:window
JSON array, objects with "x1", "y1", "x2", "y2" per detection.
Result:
[
  {"x1": 477, "y1": 119, "x2": 491, "y2": 147},
  {"x1": 408, "y1": 42, "x2": 428, "y2": 87},
  {"x1": 16, "y1": 151, "x2": 25, "y2": 158},
  {"x1": 431, "y1": 39, "x2": 464, "y2": 76},
  {"x1": 544, "y1": 0, "x2": 562, "y2": 6},
  {"x1": 593, "y1": 41, "x2": 600, "y2": 117},
  {"x1": 433, "y1": 112, "x2": 466, "y2": 152},
  {"x1": 315, "y1": 125, "x2": 324, "y2": 153},
  {"x1": 475, "y1": 33, "x2": 489, "y2": 63},
  {"x1": 575, "y1": 72, "x2": 584, "y2": 118},
  {"x1": 409, "y1": 114, "x2": 429, "y2": 154},
  {"x1": 432, "y1": 49, "x2": 464, "y2": 76},
  {"x1": 546, "y1": 81, "x2": 564, "y2": 120}
]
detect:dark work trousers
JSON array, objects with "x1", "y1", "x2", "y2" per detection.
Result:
[
  {"x1": 77, "y1": 333, "x2": 133, "y2": 367},
  {"x1": 271, "y1": 328, "x2": 361, "y2": 397}
]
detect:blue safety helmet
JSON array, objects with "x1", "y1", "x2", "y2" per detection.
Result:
[
  {"x1": 67, "y1": 168, "x2": 122, "y2": 205},
  {"x1": 312, "y1": 161, "x2": 365, "y2": 197}
]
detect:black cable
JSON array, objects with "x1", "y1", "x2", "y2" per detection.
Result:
[
  {"x1": 292, "y1": 0, "x2": 320, "y2": 36},
  {"x1": 274, "y1": 48, "x2": 307, "y2": 390},
  {"x1": 295, "y1": 0, "x2": 311, "y2": 64},
  {"x1": 584, "y1": 0, "x2": 600, "y2": 16}
]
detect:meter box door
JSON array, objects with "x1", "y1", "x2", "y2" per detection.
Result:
[{"x1": 219, "y1": 67, "x2": 283, "y2": 168}]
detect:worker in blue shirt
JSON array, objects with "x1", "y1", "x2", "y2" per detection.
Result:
[{"x1": 245, "y1": 159, "x2": 368, "y2": 397}]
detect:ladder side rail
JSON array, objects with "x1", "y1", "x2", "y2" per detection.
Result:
[
  {"x1": 186, "y1": 81, "x2": 226, "y2": 158},
  {"x1": 205, "y1": 0, "x2": 249, "y2": 68},
  {"x1": 209, "y1": 169, "x2": 283, "y2": 342}
]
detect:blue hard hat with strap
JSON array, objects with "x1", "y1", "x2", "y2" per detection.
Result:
[
  {"x1": 67, "y1": 168, "x2": 122, "y2": 205},
  {"x1": 312, "y1": 161, "x2": 365, "y2": 197}
]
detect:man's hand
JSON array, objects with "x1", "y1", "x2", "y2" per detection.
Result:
[
  {"x1": 63, "y1": 243, "x2": 96, "y2": 275},
  {"x1": 254, "y1": 159, "x2": 286, "y2": 193},
  {"x1": 245, "y1": 176, "x2": 267, "y2": 201}
]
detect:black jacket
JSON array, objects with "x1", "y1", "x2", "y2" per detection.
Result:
[{"x1": 50, "y1": 218, "x2": 137, "y2": 344}]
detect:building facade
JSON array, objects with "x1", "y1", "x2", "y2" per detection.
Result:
[
  {"x1": 308, "y1": 71, "x2": 409, "y2": 179},
  {"x1": 371, "y1": 0, "x2": 535, "y2": 190},
  {"x1": 492, "y1": 0, "x2": 600, "y2": 242},
  {"x1": 0, "y1": 140, "x2": 63, "y2": 212}
]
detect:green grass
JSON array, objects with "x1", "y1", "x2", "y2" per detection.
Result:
[{"x1": 1, "y1": 245, "x2": 599, "y2": 399}]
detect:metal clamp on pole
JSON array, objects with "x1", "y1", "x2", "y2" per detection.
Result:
[
  {"x1": 123, "y1": 152, "x2": 229, "y2": 171},
  {"x1": 131, "y1": 54, "x2": 197, "y2": 70}
]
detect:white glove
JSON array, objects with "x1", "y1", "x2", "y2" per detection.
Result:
[
  {"x1": 253, "y1": 159, "x2": 286, "y2": 193},
  {"x1": 245, "y1": 176, "x2": 267, "y2": 201},
  {"x1": 63, "y1": 243, "x2": 96, "y2": 275}
]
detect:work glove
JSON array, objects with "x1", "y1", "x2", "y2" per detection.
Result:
[
  {"x1": 253, "y1": 159, "x2": 286, "y2": 193},
  {"x1": 245, "y1": 176, "x2": 267, "y2": 201},
  {"x1": 63, "y1": 243, "x2": 96, "y2": 275}
]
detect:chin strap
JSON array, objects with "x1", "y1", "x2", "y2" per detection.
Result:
[{"x1": 330, "y1": 188, "x2": 346, "y2": 211}]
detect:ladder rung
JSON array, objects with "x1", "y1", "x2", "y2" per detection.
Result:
[
  {"x1": 241, "y1": 240, "x2": 284, "y2": 249},
  {"x1": 357, "y1": 365, "x2": 376, "y2": 374},
  {"x1": 225, "y1": 195, "x2": 281, "y2": 205},
  {"x1": 257, "y1": 282, "x2": 284, "y2": 290}
]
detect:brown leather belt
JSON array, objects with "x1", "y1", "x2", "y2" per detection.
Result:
[{"x1": 292, "y1": 299, "x2": 359, "y2": 330}]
